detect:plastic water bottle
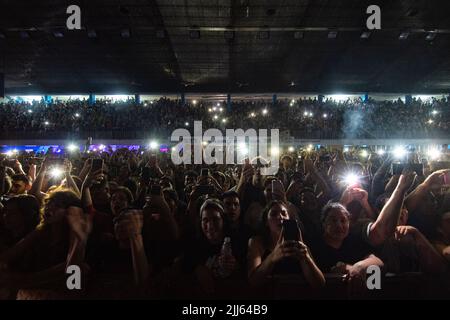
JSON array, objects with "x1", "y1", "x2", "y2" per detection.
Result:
[{"x1": 219, "y1": 237, "x2": 233, "y2": 278}]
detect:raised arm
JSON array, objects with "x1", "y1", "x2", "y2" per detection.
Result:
[{"x1": 368, "y1": 171, "x2": 416, "y2": 246}]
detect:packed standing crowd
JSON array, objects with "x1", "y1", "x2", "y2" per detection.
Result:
[
  {"x1": 0, "y1": 144, "x2": 449, "y2": 299},
  {"x1": 0, "y1": 96, "x2": 449, "y2": 139}
]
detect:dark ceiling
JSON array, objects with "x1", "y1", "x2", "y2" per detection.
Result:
[{"x1": 1, "y1": 0, "x2": 450, "y2": 94}]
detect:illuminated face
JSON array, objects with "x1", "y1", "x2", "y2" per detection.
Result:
[
  {"x1": 223, "y1": 196, "x2": 240, "y2": 223},
  {"x1": 111, "y1": 191, "x2": 129, "y2": 216},
  {"x1": 323, "y1": 207, "x2": 350, "y2": 242},
  {"x1": 267, "y1": 203, "x2": 289, "y2": 235},
  {"x1": 201, "y1": 208, "x2": 224, "y2": 244},
  {"x1": 10, "y1": 180, "x2": 27, "y2": 195}
]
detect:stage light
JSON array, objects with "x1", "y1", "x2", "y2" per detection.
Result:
[
  {"x1": 262, "y1": 109, "x2": 268, "y2": 115},
  {"x1": 306, "y1": 145, "x2": 313, "y2": 152},
  {"x1": 343, "y1": 147, "x2": 350, "y2": 152},
  {"x1": 288, "y1": 146, "x2": 295, "y2": 152},
  {"x1": 377, "y1": 149, "x2": 385, "y2": 156},
  {"x1": 304, "y1": 111, "x2": 308, "y2": 116},
  {"x1": 213, "y1": 107, "x2": 217, "y2": 111},
  {"x1": 27, "y1": 109, "x2": 32, "y2": 113},
  {"x1": 432, "y1": 110, "x2": 438, "y2": 115},
  {"x1": 192, "y1": 100, "x2": 197, "y2": 105},
  {"x1": 99, "y1": 144, "x2": 105, "y2": 151},
  {"x1": 323, "y1": 113, "x2": 328, "y2": 118},
  {"x1": 427, "y1": 148, "x2": 441, "y2": 160},
  {"x1": 208, "y1": 108, "x2": 212, "y2": 112},
  {"x1": 250, "y1": 112, "x2": 256, "y2": 117},
  {"x1": 5, "y1": 151, "x2": 13, "y2": 157},
  {"x1": 75, "y1": 113, "x2": 80, "y2": 118},
  {"x1": 213, "y1": 115, "x2": 218, "y2": 120},
  {"x1": 216, "y1": 103, "x2": 220, "y2": 107},
  {"x1": 67, "y1": 144, "x2": 78, "y2": 152},
  {"x1": 222, "y1": 118, "x2": 227, "y2": 123},
  {"x1": 360, "y1": 150, "x2": 368, "y2": 158},
  {"x1": 202, "y1": 141, "x2": 208, "y2": 147},
  {"x1": 309, "y1": 112, "x2": 313, "y2": 117},
  {"x1": 219, "y1": 108, "x2": 223, "y2": 112},
  {"x1": 185, "y1": 122, "x2": 189, "y2": 126},
  {"x1": 44, "y1": 121, "x2": 49, "y2": 126},
  {"x1": 393, "y1": 146, "x2": 407, "y2": 159},
  {"x1": 149, "y1": 141, "x2": 158, "y2": 150},
  {"x1": 428, "y1": 119, "x2": 434, "y2": 124}
]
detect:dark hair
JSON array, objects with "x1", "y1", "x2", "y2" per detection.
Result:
[
  {"x1": 199, "y1": 198, "x2": 224, "y2": 217},
  {"x1": 5, "y1": 194, "x2": 40, "y2": 234},
  {"x1": 259, "y1": 200, "x2": 288, "y2": 247},
  {"x1": 321, "y1": 202, "x2": 349, "y2": 224},
  {"x1": 111, "y1": 186, "x2": 134, "y2": 204},
  {"x1": 281, "y1": 155, "x2": 293, "y2": 162},
  {"x1": 11, "y1": 174, "x2": 31, "y2": 185},
  {"x1": 122, "y1": 178, "x2": 137, "y2": 197},
  {"x1": 221, "y1": 190, "x2": 239, "y2": 201},
  {"x1": 163, "y1": 188, "x2": 179, "y2": 203}
]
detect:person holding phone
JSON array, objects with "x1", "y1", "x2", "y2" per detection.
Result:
[{"x1": 247, "y1": 200, "x2": 325, "y2": 289}]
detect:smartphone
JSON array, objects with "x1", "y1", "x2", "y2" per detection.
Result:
[
  {"x1": 150, "y1": 185, "x2": 161, "y2": 195},
  {"x1": 282, "y1": 219, "x2": 302, "y2": 242},
  {"x1": 271, "y1": 180, "x2": 284, "y2": 200},
  {"x1": 392, "y1": 163, "x2": 423, "y2": 176},
  {"x1": 91, "y1": 158, "x2": 104, "y2": 172}
]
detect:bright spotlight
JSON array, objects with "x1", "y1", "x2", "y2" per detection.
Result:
[
  {"x1": 343, "y1": 147, "x2": 349, "y2": 153},
  {"x1": 427, "y1": 148, "x2": 441, "y2": 160},
  {"x1": 309, "y1": 112, "x2": 313, "y2": 117},
  {"x1": 323, "y1": 113, "x2": 328, "y2": 118},
  {"x1": 306, "y1": 144, "x2": 313, "y2": 152},
  {"x1": 185, "y1": 122, "x2": 189, "y2": 126},
  {"x1": 262, "y1": 109, "x2": 268, "y2": 115},
  {"x1": 5, "y1": 150, "x2": 13, "y2": 157},
  {"x1": 44, "y1": 121, "x2": 49, "y2": 126},
  {"x1": 149, "y1": 141, "x2": 158, "y2": 150},
  {"x1": 219, "y1": 108, "x2": 223, "y2": 112},
  {"x1": 216, "y1": 103, "x2": 221, "y2": 107},
  {"x1": 222, "y1": 118, "x2": 227, "y2": 123},
  {"x1": 50, "y1": 168, "x2": 63, "y2": 178},
  {"x1": 213, "y1": 115, "x2": 218, "y2": 120},
  {"x1": 67, "y1": 144, "x2": 78, "y2": 152},
  {"x1": 75, "y1": 113, "x2": 80, "y2": 118},
  {"x1": 202, "y1": 141, "x2": 208, "y2": 147},
  {"x1": 213, "y1": 107, "x2": 217, "y2": 111},
  {"x1": 288, "y1": 146, "x2": 295, "y2": 152},
  {"x1": 377, "y1": 149, "x2": 385, "y2": 156},
  {"x1": 27, "y1": 109, "x2": 32, "y2": 113},
  {"x1": 250, "y1": 112, "x2": 256, "y2": 117},
  {"x1": 360, "y1": 150, "x2": 369, "y2": 158},
  {"x1": 393, "y1": 146, "x2": 407, "y2": 159},
  {"x1": 99, "y1": 144, "x2": 105, "y2": 151},
  {"x1": 428, "y1": 119, "x2": 434, "y2": 124},
  {"x1": 208, "y1": 108, "x2": 212, "y2": 112},
  {"x1": 432, "y1": 110, "x2": 438, "y2": 115},
  {"x1": 192, "y1": 100, "x2": 197, "y2": 105},
  {"x1": 304, "y1": 111, "x2": 308, "y2": 116}
]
